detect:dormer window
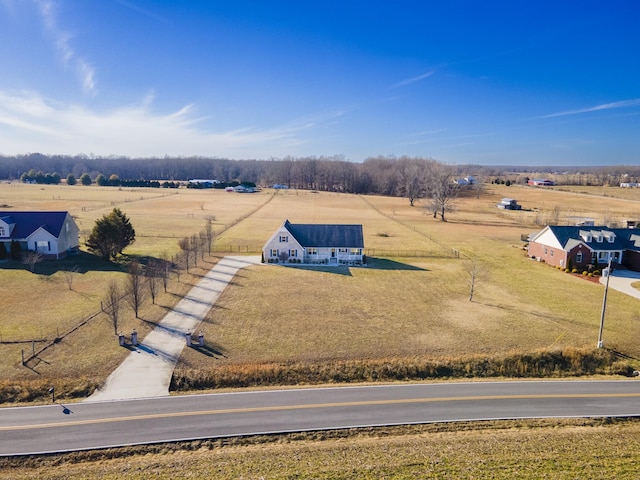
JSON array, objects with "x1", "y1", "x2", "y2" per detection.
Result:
[
  {"x1": 0, "y1": 226, "x2": 5, "y2": 236},
  {"x1": 579, "y1": 230, "x2": 592, "y2": 242}
]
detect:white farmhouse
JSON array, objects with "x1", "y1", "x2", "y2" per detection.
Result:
[
  {"x1": 263, "y1": 220, "x2": 364, "y2": 265},
  {"x1": 0, "y1": 211, "x2": 80, "y2": 259}
]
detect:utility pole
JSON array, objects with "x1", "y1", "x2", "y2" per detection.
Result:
[{"x1": 597, "y1": 257, "x2": 613, "y2": 348}]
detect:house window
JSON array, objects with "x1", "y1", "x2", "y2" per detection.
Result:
[
  {"x1": 351, "y1": 248, "x2": 361, "y2": 255},
  {"x1": 270, "y1": 249, "x2": 278, "y2": 257},
  {"x1": 279, "y1": 235, "x2": 288, "y2": 242},
  {"x1": 36, "y1": 240, "x2": 50, "y2": 252},
  {"x1": 338, "y1": 248, "x2": 348, "y2": 253},
  {"x1": 598, "y1": 251, "x2": 607, "y2": 261},
  {"x1": 576, "y1": 252, "x2": 583, "y2": 263},
  {"x1": 289, "y1": 249, "x2": 297, "y2": 257},
  {"x1": 307, "y1": 248, "x2": 317, "y2": 255},
  {"x1": 543, "y1": 247, "x2": 547, "y2": 254},
  {"x1": 550, "y1": 249, "x2": 554, "y2": 257},
  {"x1": 0, "y1": 226, "x2": 4, "y2": 236}
]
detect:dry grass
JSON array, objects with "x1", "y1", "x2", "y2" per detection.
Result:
[
  {"x1": 2, "y1": 182, "x2": 640, "y2": 402},
  {"x1": 1, "y1": 419, "x2": 639, "y2": 479}
]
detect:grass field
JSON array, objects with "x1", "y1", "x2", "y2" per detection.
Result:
[{"x1": 2, "y1": 181, "x2": 640, "y2": 399}]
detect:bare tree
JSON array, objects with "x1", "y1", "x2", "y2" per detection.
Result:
[
  {"x1": 146, "y1": 258, "x2": 160, "y2": 304},
  {"x1": 173, "y1": 252, "x2": 185, "y2": 282},
  {"x1": 199, "y1": 231, "x2": 208, "y2": 260},
  {"x1": 62, "y1": 265, "x2": 79, "y2": 290},
  {"x1": 126, "y1": 260, "x2": 146, "y2": 318},
  {"x1": 204, "y1": 217, "x2": 215, "y2": 254},
  {"x1": 178, "y1": 236, "x2": 191, "y2": 272},
  {"x1": 473, "y1": 174, "x2": 485, "y2": 199},
  {"x1": 103, "y1": 281, "x2": 121, "y2": 335},
  {"x1": 159, "y1": 253, "x2": 171, "y2": 292},
  {"x1": 427, "y1": 165, "x2": 459, "y2": 222},
  {"x1": 396, "y1": 157, "x2": 431, "y2": 206},
  {"x1": 22, "y1": 250, "x2": 43, "y2": 273},
  {"x1": 466, "y1": 257, "x2": 486, "y2": 302},
  {"x1": 190, "y1": 234, "x2": 199, "y2": 267}
]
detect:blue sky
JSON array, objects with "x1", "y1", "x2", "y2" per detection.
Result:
[{"x1": 0, "y1": 1, "x2": 639, "y2": 165}]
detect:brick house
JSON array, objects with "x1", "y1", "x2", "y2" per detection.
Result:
[{"x1": 528, "y1": 225, "x2": 640, "y2": 271}]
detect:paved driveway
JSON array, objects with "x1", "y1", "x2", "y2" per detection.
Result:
[
  {"x1": 86, "y1": 255, "x2": 261, "y2": 402},
  {"x1": 600, "y1": 268, "x2": 640, "y2": 300}
]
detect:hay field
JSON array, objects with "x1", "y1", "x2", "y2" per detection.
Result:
[
  {"x1": 0, "y1": 183, "x2": 271, "y2": 384},
  {"x1": 179, "y1": 183, "x2": 640, "y2": 376},
  {"x1": 2, "y1": 182, "x2": 640, "y2": 393}
]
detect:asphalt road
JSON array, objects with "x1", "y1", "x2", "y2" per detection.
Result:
[{"x1": 2, "y1": 380, "x2": 640, "y2": 456}]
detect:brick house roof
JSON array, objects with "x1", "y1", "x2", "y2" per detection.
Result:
[{"x1": 545, "y1": 225, "x2": 640, "y2": 252}]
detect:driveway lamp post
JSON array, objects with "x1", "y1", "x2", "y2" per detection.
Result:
[{"x1": 597, "y1": 257, "x2": 613, "y2": 348}]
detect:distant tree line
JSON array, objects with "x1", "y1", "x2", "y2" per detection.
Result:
[{"x1": 3, "y1": 153, "x2": 640, "y2": 196}]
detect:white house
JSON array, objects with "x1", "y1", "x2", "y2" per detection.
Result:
[
  {"x1": 263, "y1": 219, "x2": 364, "y2": 265},
  {"x1": 0, "y1": 211, "x2": 80, "y2": 259}
]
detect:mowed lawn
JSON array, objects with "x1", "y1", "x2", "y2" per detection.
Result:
[{"x1": 2, "y1": 182, "x2": 640, "y2": 387}]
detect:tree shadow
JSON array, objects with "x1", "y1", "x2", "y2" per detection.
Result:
[
  {"x1": 608, "y1": 348, "x2": 640, "y2": 362},
  {"x1": 0, "y1": 251, "x2": 126, "y2": 276},
  {"x1": 189, "y1": 342, "x2": 227, "y2": 358}
]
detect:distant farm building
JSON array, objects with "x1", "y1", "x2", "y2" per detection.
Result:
[
  {"x1": 454, "y1": 176, "x2": 475, "y2": 186},
  {"x1": 188, "y1": 179, "x2": 220, "y2": 188},
  {"x1": 528, "y1": 179, "x2": 555, "y2": 186},
  {"x1": 497, "y1": 198, "x2": 521, "y2": 210}
]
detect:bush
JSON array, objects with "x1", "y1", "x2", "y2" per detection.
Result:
[
  {"x1": 582, "y1": 271, "x2": 588, "y2": 275},
  {"x1": 572, "y1": 268, "x2": 578, "y2": 273},
  {"x1": 593, "y1": 270, "x2": 601, "y2": 276},
  {"x1": 564, "y1": 268, "x2": 570, "y2": 272}
]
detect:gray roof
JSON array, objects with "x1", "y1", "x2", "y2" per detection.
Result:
[
  {"x1": 284, "y1": 220, "x2": 364, "y2": 248},
  {"x1": 0, "y1": 211, "x2": 70, "y2": 240},
  {"x1": 546, "y1": 225, "x2": 640, "y2": 252}
]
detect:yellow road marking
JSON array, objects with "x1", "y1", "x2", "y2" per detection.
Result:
[{"x1": 2, "y1": 392, "x2": 640, "y2": 431}]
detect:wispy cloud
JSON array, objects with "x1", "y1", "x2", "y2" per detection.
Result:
[
  {"x1": 34, "y1": 0, "x2": 97, "y2": 95},
  {"x1": 391, "y1": 71, "x2": 434, "y2": 89},
  {"x1": 539, "y1": 98, "x2": 640, "y2": 119},
  {"x1": 114, "y1": 0, "x2": 173, "y2": 25},
  {"x1": 0, "y1": 90, "x2": 317, "y2": 157}
]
